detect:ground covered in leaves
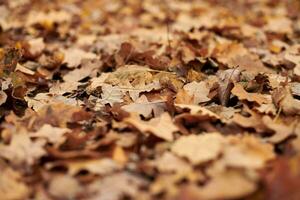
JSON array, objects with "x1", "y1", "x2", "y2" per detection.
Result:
[{"x1": 0, "y1": 0, "x2": 300, "y2": 199}]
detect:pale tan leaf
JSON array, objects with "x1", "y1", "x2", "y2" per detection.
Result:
[
  {"x1": 0, "y1": 167, "x2": 29, "y2": 200},
  {"x1": 223, "y1": 135, "x2": 275, "y2": 169},
  {"x1": 30, "y1": 124, "x2": 70, "y2": 146},
  {"x1": 62, "y1": 48, "x2": 97, "y2": 68},
  {"x1": 171, "y1": 133, "x2": 225, "y2": 165},
  {"x1": 0, "y1": 129, "x2": 47, "y2": 166},
  {"x1": 125, "y1": 112, "x2": 178, "y2": 141},
  {"x1": 122, "y1": 95, "x2": 165, "y2": 118},
  {"x1": 198, "y1": 170, "x2": 257, "y2": 200}
]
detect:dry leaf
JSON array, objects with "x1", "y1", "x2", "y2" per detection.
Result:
[
  {"x1": 181, "y1": 81, "x2": 210, "y2": 104},
  {"x1": 122, "y1": 95, "x2": 165, "y2": 118},
  {"x1": 152, "y1": 152, "x2": 191, "y2": 173},
  {"x1": 272, "y1": 87, "x2": 300, "y2": 115},
  {"x1": 223, "y1": 135, "x2": 275, "y2": 169},
  {"x1": 0, "y1": 90, "x2": 7, "y2": 106},
  {"x1": 88, "y1": 172, "x2": 148, "y2": 200},
  {"x1": 171, "y1": 133, "x2": 225, "y2": 165},
  {"x1": 47, "y1": 158, "x2": 122, "y2": 176},
  {"x1": 49, "y1": 175, "x2": 82, "y2": 199},
  {"x1": 217, "y1": 69, "x2": 241, "y2": 106},
  {"x1": 125, "y1": 112, "x2": 178, "y2": 141},
  {"x1": 0, "y1": 129, "x2": 46, "y2": 166},
  {"x1": 198, "y1": 170, "x2": 257, "y2": 200},
  {"x1": 27, "y1": 37, "x2": 45, "y2": 56},
  {"x1": 30, "y1": 124, "x2": 70, "y2": 146},
  {"x1": 62, "y1": 48, "x2": 97, "y2": 68},
  {"x1": 231, "y1": 83, "x2": 270, "y2": 105},
  {"x1": 0, "y1": 167, "x2": 29, "y2": 200}
]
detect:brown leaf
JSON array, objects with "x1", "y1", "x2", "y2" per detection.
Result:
[
  {"x1": 46, "y1": 158, "x2": 122, "y2": 176},
  {"x1": 223, "y1": 135, "x2": 275, "y2": 169},
  {"x1": 0, "y1": 129, "x2": 46, "y2": 167},
  {"x1": 0, "y1": 90, "x2": 7, "y2": 106},
  {"x1": 272, "y1": 87, "x2": 300, "y2": 115},
  {"x1": 231, "y1": 83, "x2": 270, "y2": 105},
  {"x1": 152, "y1": 152, "x2": 192, "y2": 173},
  {"x1": 217, "y1": 69, "x2": 241, "y2": 106},
  {"x1": 171, "y1": 133, "x2": 225, "y2": 165},
  {"x1": 179, "y1": 81, "x2": 210, "y2": 104},
  {"x1": 125, "y1": 112, "x2": 178, "y2": 141},
  {"x1": 30, "y1": 124, "x2": 70, "y2": 147},
  {"x1": 262, "y1": 156, "x2": 300, "y2": 200},
  {"x1": 122, "y1": 95, "x2": 166, "y2": 118},
  {"x1": 198, "y1": 170, "x2": 257, "y2": 199}
]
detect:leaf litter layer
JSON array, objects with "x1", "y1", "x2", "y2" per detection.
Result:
[{"x1": 0, "y1": 0, "x2": 300, "y2": 199}]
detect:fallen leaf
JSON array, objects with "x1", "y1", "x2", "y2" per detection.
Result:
[
  {"x1": 231, "y1": 83, "x2": 270, "y2": 105},
  {"x1": 0, "y1": 167, "x2": 29, "y2": 200},
  {"x1": 62, "y1": 48, "x2": 97, "y2": 68},
  {"x1": 152, "y1": 152, "x2": 192, "y2": 173},
  {"x1": 223, "y1": 135, "x2": 275, "y2": 169},
  {"x1": 217, "y1": 69, "x2": 241, "y2": 106},
  {"x1": 27, "y1": 37, "x2": 45, "y2": 56},
  {"x1": 122, "y1": 95, "x2": 165, "y2": 118},
  {"x1": 171, "y1": 133, "x2": 225, "y2": 165},
  {"x1": 198, "y1": 170, "x2": 257, "y2": 199},
  {"x1": 49, "y1": 175, "x2": 82, "y2": 199},
  {"x1": 48, "y1": 158, "x2": 122, "y2": 176},
  {"x1": 30, "y1": 124, "x2": 70, "y2": 147},
  {"x1": 88, "y1": 172, "x2": 148, "y2": 200},
  {"x1": 181, "y1": 81, "x2": 210, "y2": 104},
  {"x1": 0, "y1": 90, "x2": 7, "y2": 106},
  {"x1": 272, "y1": 87, "x2": 300, "y2": 115},
  {"x1": 125, "y1": 112, "x2": 178, "y2": 141},
  {"x1": 262, "y1": 156, "x2": 300, "y2": 200},
  {"x1": 0, "y1": 129, "x2": 46, "y2": 166}
]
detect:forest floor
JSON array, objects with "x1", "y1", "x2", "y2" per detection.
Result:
[{"x1": 0, "y1": 0, "x2": 300, "y2": 199}]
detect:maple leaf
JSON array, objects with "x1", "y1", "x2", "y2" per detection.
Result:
[{"x1": 125, "y1": 112, "x2": 178, "y2": 141}]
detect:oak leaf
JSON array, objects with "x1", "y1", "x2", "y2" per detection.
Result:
[
  {"x1": 125, "y1": 112, "x2": 178, "y2": 141},
  {"x1": 0, "y1": 129, "x2": 47, "y2": 166},
  {"x1": 171, "y1": 133, "x2": 225, "y2": 165}
]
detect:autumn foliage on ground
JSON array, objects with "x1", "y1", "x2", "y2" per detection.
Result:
[{"x1": 0, "y1": 0, "x2": 300, "y2": 199}]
